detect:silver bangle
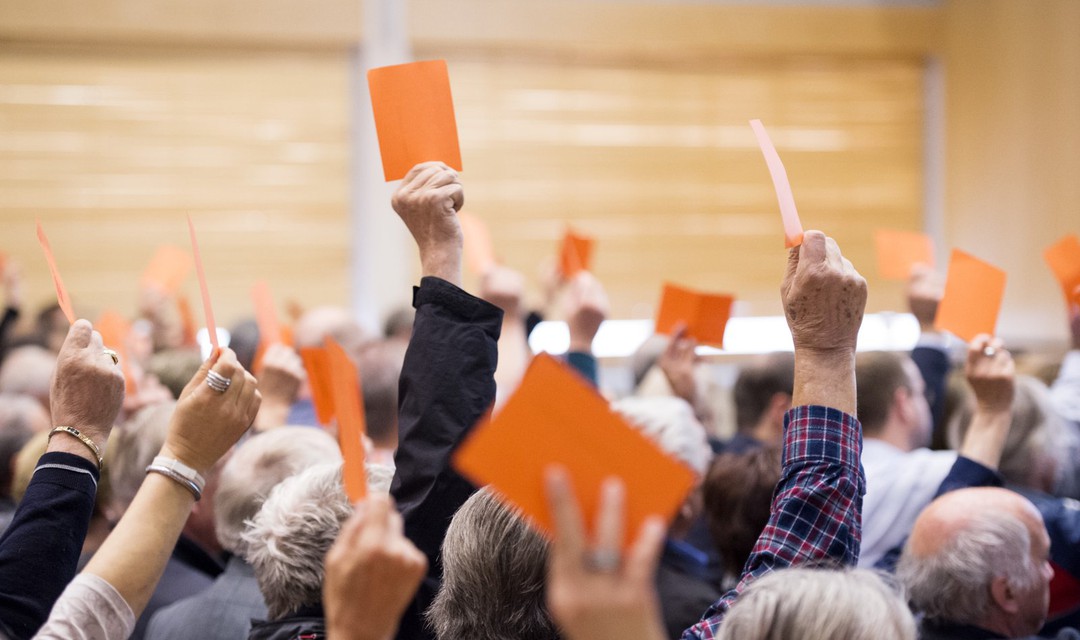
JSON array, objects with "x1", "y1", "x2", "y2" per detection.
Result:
[{"x1": 146, "y1": 465, "x2": 202, "y2": 501}]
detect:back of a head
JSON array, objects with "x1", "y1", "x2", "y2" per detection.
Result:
[
  {"x1": 214, "y1": 427, "x2": 343, "y2": 555},
  {"x1": 356, "y1": 339, "x2": 408, "y2": 448},
  {"x1": 107, "y1": 402, "x2": 175, "y2": 512},
  {"x1": 243, "y1": 460, "x2": 393, "y2": 620},
  {"x1": 294, "y1": 306, "x2": 368, "y2": 353},
  {"x1": 612, "y1": 395, "x2": 711, "y2": 477},
  {"x1": 704, "y1": 446, "x2": 781, "y2": 579},
  {"x1": 719, "y1": 568, "x2": 916, "y2": 640},
  {"x1": 428, "y1": 488, "x2": 558, "y2": 640},
  {"x1": 0, "y1": 394, "x2": 49, "y2": 497},
  {"x1": 855, "y1": 351, "x2": 911, "y2": 436},
  {"x1": 733, "y1": 352, "x2": 794, "y2": 433},
  {"x1": 0, "y1": 346, "x2": 55, "y2": 408},
  {"x1": 149, "y1": 348, "x2": 203, "y2": 400}
]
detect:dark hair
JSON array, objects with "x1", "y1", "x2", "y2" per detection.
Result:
[
  {"x1": 855, "y1": 352, "x2": 913, "y2": 436},
  {"x1": 733, "y1": 353, "x2": 794, "y2": 433},
  {"x1": 704, "y1": 446, "x2": 781, "y2": 579}
]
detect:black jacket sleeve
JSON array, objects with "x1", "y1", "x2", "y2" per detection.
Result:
[
  {"x1": 0, "y1": 452, "x2": 99, "y2": 640},
  {"x1": 391, "y1": 277, "x2": 502, "y2": 640}
]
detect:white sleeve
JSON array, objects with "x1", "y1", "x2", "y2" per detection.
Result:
[{"x1": 33, "y1": 574, "x2": 135, "y2": 640}]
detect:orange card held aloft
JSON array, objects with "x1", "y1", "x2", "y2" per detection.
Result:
[
  {"x1": 459, "y1": 211, "x2": 497, "y2": 275},
  {"x1": 96, "y1": 310, "x2": 139, "y2": 396},
  {"x1": 141, "y1": 245, "x2": 193, "y2": 295},
  {"x1": 35, "y1": 221, "x2": 76, "y2": 324},
  {"x1": 187, "y1": 217, "x2": 218, "y2": 350},
  {"x1": 325, "y1": 338, "x2": 368, "y2": 502},
  {"x1": 750, "y1": 119, "x2": 804, "y2": 249},
  {"x1": 454, "y1": 354, "x2": 696, "y2": 549},
  {"x1": 875, "y1": 229, "x2": 935, "y2": 281},
  {"x1": 1044, "y1": 234, "x2": 1080, "y2": 305},
  {"x1": 368, "y1": 60, "x2": 462, "y2": 182},
  {"x1": 251, "y1": 281, "x2": 284, "y2": 346},
  {"x1": 654, "y1": 283, "x2": 734, "y2": 348},
  {"x1": 934, "y1": 249, "x2": 1007, "y2": 343},
  {"x1": 300, "y1": 347, "x2": 335, "y2": 426},
  {"x1": 559, "y1": 229, "x2": 595, "y2": 279}
]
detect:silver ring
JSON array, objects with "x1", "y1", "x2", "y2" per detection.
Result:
[
  {"x1": 583, "y1": 548, "x2": 621, "y2": 574},
  {"x1": 102, "y1": 349, "x2": 120, "y2": 366},
  {"x1": 982, "y1": 346, "x2": 997, "y2": 358},
  {"x1": 205, "y1": 370, "x2": 231, "y2": 393}
]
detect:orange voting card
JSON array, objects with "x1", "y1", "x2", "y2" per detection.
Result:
[
  {"x1": 300, "y1": 347, "x2": 335, "y2": 426},
  {"x1": 934, "y1": 249, "x2": 1007, "y2": 343},
  {"x1": 875, "y1": 229, "x2": 935, "y2": 281},
  {"x1": 368, "y1": 60, "x2": 462, "y2": 182},
  {"x1": 750, "y1": 119, "x2": 804, "y2": 248},
  {"x1": 559, "y1": 228, "x2": 595, "y2": 279},
  {"x1": 1044, "y1": 234, "x2": 1080, "y2": 306},
  {"x1": 187, "y1": 217, "x2": 218, "y2": 350},
  {"x1": 252, "y1": 281, "x2": 284, "y2": 346},
  {"x1": 35, "y1": 221, "x2": 76, "y2": 324},
  {"x1": 96, "y1": 310, "x2": 139, "y2": 396},
  {"x1": 326, "y1": 338, "x2": 368, "y2": 502},
  {"x1": 141, "y1": 246, "x2": 193, "y2": 295},
  {"x1": 654, "y1": 283, "x2": 734, "y2": 348},
  {"x1": 459, "y1": 211, "x2": 497, "y2": 275},
  {"x1": 453, "y1": 354, "x2": 696, "y2": 549}
]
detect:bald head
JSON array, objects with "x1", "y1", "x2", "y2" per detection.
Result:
[
  {"x1": 907, "y1": 488, "x2": 1042, "y2": 558},
  {"x1": 293, "y1": 307, "x2": 368, "y2": 352},
  {"x1": 0, "y1": 346, "x2": 56, "y2": 411}
]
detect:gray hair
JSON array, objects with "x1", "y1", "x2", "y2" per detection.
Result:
[
  {"x1": 612, "y1": 396, "x2": 711, "y2": 477},
  {"x1": 0, "y1": 346, "x2": 55, "y2": 406},
  {"x1": 720, "y1": 567, "x2": 916, "y2": 640},
  {"x1": 427, "y1": 488, "x2": 558, "y2": 640},
  {"x1": 214, "y1": 427, "x2": 343, "y2": 555},
  {"x1": 0, "y1": 394, "x2": 49, "y2": 497},
  {"x1": 107, "y1": 402, "x2": 174, "y2": 512},
  {"x1": 242, "y1": 460, "x2": 393, "y2": 620},
  {"x1": 897, "y1": 510, "x2": 1041, "y2": 625}
]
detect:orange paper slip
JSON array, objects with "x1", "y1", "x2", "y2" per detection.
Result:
[
  {"x1": 459, "y1": 211, "x2": 497, "y2": 275},
  {"x1": 300, "y1": 347, "x2": 336, "y2": 426},
  {"x1": 934, "y1": 249, "x2": 1007, "y2": 343},
  {"x1": 1044, "y1": 234, "x2": 1080, "y2": 305},
  {"x1": 874, "y1": 229, "x2": 935, "y2": 281},
  {"x1": 35, "y1": 222, "x2": 76, "y2": 323},
  {"x1": 187, "y1": 217, "x2": 218, "y2": 350},
  {"x1": 326, "y1": 339, "x2": 368, "y2": 502},
  {"x1": 559, "y1": 229, "x2": 595, "y2": 278},
  {"x1": 368, "y1": 60, "x2": 462, "y2": 182},
  {"x1": 141, "y1": 246, "x2": 193, "y2": 294},
  {"x1": 655, "y1": 283, "x2": 734, "y2": 348},
  {"x1": 453, "y1": 354, "x2": 697, "y2": 549},
  {"x1": 750, "y1": 119, "x2": 804, "y2": 249}
]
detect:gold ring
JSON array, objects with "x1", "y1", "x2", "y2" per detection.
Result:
[{"x1": 103, "y1": 348, "x2": 120, "y2": 365}]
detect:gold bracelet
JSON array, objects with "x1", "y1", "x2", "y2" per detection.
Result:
[{"x1": 48, "y1": 426, "x2": 104, "y2": 469}]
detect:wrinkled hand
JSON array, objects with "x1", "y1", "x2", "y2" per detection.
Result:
[
  {"x1": 658, "y1": 324, "x2": 698, "y2": 404},
  {"x1": 545, "y1": 469, "x2": 668, "y2": 640},
  {"x1": 907, "y1": 264, "x2": 944, "y2": 330},
  {"x1": 391, "y1": 162, "x2": 464, "y2": 285},
  {"x1": 160, "y1": 348, "x2": 261, "y2": 475},
  {"x1": 966, "y1": 334, "x2": 1014, "y2": 415},
  {"x1": 324, "y1": 495, "x2": 428, "y2": 640},
  {"x1": 257, "y1": 344, "x2": 305, "y2": 405},
  {"x1": 781, "y1": 231, "x2": 867, "y2": 355},
  {"x1": 480, "y1": 265, "x2": 526, "y2": 318},
  {"x1": 50, "y1": 320, "x2": 126, "y2": 448},
  {"x1": 566, "y1": 272, "x2": 608, "y2": 353}
]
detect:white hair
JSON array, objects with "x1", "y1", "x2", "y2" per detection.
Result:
[
  {"x1": 897, "y1": 510, "x2": 1041, "y2": 625},
  {"x1": 241, "y1": 460, "x2": 393, "y2": 619},
  {"x1": 107, "y1": 402, "x2": 174, "y2": 511},
  {"x1": 720, "y1": 567, "x2": 916, "y2": 640},
  {"x1": 612, "y1": 396, "x2": 711, "y2": 477},
  {"x1": 214, "y1": 427, "x2": 343, "y2": 554}
]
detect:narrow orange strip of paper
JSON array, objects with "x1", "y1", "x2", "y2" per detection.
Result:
[
  {"x1": 187, "y1": 216, "x2": 218, "y2": 350},
  {"x1": 559, "y1": 229, "x2": 595, "y2": 279},
  {"x1": 367, "y1": 60, "x2": 463, "y2": 182},
  {"x1": 1044, "y1": 234, "x2": 1080, "y2": 305},
  {"x1": 654, "y1": 283, "x2": 734, "y2": 348},
  {"x1": 934, "y1": 249, "x2": 1007, "y2": 343},
  {"x1": 453, "y1": 354, "x2": 697, "y2": 549},
  {"x1": 874, "y1": 229, "x2": 935, "y2": 281},
  {"x1": 300, "y1": 347, "x2": 336, "y2": 426},
  {"x1": 325, "y1": 338, "x2": 368, "y2": 502},
  {"x1": 35, "y1": 221, "x2": 76, "y2": 324},
  {"x1": 252, "y1": 281, "x2": 283, "y2": 346},
  {"x1": 141, "y1": 245, "x2": 193, "y2": 295},
  {"x1": 459, "y1": 211, "x2": 497, "y2": 275},
  {"x1": 750, "y1": 119, "x2": 805, "y2": 249}
]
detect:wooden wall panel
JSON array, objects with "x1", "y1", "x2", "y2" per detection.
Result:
[{"x1": 0, "y1": 45, "x2": 351, "y2": 327}]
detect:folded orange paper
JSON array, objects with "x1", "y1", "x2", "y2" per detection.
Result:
[
  {"x1": 655, "y1": 283, "x2": 734, "y2": 348},
  {"x1": 559, "y1": 229, "x2": 595, "y2": 279},
  {"x1": 368, "y1": 60, "x2": 462, "y2": 182},
  {"x1": 1044, "y1": 234, "x2": 1080, "y2": 306},
  {"x1": 300, "y1": 347, "x2": 335, "y2": 427},
  {"x1": 326, "y1": 338, "x2": 368, "y2": 502},
  {"x1": 875, "y1": 229, "x2": 935, "y2": 281},
  {"x1": 141, "y1": 246, "x2": 193, "y2": 295},
  {"x1": 934, "y1": 249, "x2": 1007, "y2": 343},
  {"x1": 453, "y1": 354, "x2": 697, "y2": 549}
]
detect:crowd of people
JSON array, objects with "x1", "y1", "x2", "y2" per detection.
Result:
[{"x1": 0, "y1": 160, "x2": 1077, "y2": 640}]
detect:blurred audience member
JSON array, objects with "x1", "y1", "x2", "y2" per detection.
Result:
[
  {"x1": 724, "y1": 352, "x2": 794, "y2": 453},
  {"x1": 0, "y1": 394, "x2": 49, "y2": 533},
  {"x1": 0, "y1": 346, "x2": 56, "y2": 413},
  {"x1": 383, "y1": 305, "x2": 415, "y2": 341},
  {"x1": 356, "y1": 339, "x2": 407, "y2": 460},
  {"x1": 293, "y1": 306, "x2": 368, "y2": 353},
  {"x1": 150, "y1": 349, "x2": 203, "y2": 400},
  {"x1": 250, "y1": 344, "x2": 305, "y2": 433}
]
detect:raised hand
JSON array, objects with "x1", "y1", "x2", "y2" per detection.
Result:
[
  {"x1": 906, "y1": 263, "x2": 944, "y2": 332},
  {"x1": 391, "y1": 162, "x2": 465, "y2": 286},
  {"x1": 565, "y1": 272, "x2": 608, "y2": 354},
  {"x1": 254, "y1": 343, "x2": 306, "y2": 431}
]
